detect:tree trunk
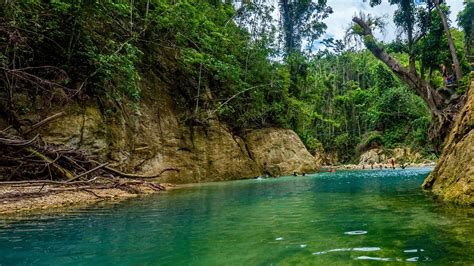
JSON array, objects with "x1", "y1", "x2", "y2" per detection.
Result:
[
  {"x1": 352, "y1": 17, "x2": 444, "y2": 113},
  {"x1": 435, "y1": 0, "x2": 462, "y2": 83},
  {"x1": 145, "y1": 0, "x2": 150, "y2": 17},
  {"x1": 407, "y1": 26, "x2": 417, "y2": 75},
  {"x1": 352, "y1": 16, "x2": 462, "y2": 145}
]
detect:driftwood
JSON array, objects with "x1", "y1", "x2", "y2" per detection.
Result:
[
  {"x1": 22, "y1": 112, "x2": 65, "y2": 135},
  {"x1": 0, "y1": 180, "x2": 167, "y2": 203},
  {"x1": 0, "y1": 131, "x2": 178, "y2": 192},
  {"x1": 102, "y1": 165, "x2": 179, "y2": 179},
  {"x1": 26, "y1": 147, "x2": 75, "y2": 180},
  {"x1": 68, "y1": 163, "x2": 109, "y2": 182}
]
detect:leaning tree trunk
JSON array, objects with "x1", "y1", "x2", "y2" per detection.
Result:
[
  {"x1": 352, "y1": 17, "x2": 463, "y2": 147},
  {"x1": 435, "y1": 0, "x2": 462, "y2": 83}
]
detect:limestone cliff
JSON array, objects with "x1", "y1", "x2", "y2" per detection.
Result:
[
  {"x1": 422, "y1": 76, "x2": 474, "y2": 206},
  {"x1": 11, "y1": 73, "x2": 319, "y2": 183}
]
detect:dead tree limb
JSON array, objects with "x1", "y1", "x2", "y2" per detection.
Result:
[
  {"x1": 23, "y1": 112, "x2": 65, "y2": 135},
  {"x1": 68, "y1": 163, "x2": 109, "y2": 182},
  {"x1": 103, "y1": 165, "x2": 179, "y2": 179},
  {"x1": 26, "y1": 147, "x2": 75, "y2": 180},
  {"x1": 0, "y1": 134, "x2": 38, "y2": 146}
]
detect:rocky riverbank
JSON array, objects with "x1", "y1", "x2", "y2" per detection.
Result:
[
  {"x1": 0, "y1": 182, "x2": 174, "y2": 215},
  {"x1": 322, "y1": 162, "x2": 436, "y2": 171}
]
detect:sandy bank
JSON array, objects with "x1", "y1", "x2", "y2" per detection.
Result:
[{"x1": 0, "y1": 182, "x2": 175, "y2": 215}]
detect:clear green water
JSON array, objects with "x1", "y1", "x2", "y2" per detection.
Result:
[{"x1": 1, "y1": 168, "x2": 473, "y2": 265}]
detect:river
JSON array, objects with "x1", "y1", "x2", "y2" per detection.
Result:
[{"x1": 0, "y1": 168, "x2": 473, "y2": 265}]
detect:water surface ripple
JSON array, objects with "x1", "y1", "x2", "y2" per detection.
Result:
[{"x1": 1, "y1": 168, "x2": 473, "y2": 265}]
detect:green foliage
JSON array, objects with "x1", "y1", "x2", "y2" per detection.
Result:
[
  {"x1": 91, "y1": 42, "x2": 143, "y2": 101},
  {"x1": 373, "y1": 63, "x2": 398, "y2": 90},
  {"x1": 279, "y1": 0, "x2": 332, "y2": 55},
  {"x1": 357, "y1": 131, "x2": 383, "y2": 152},
  {"x1": 457, "y1": 0, "x2": 474, "y2": 54},
  {"x1": 0, "y1": 0, "x2": 144, "y2": 106},
  {"x1": 301, "y1": 49, "x2": 433, "y2": 161},
  {"x1": 414, "y1": 4, "x2": 450, "y2": 83},
  {"x1": 1, "y1": 0, "x2": 452, "y2": 164}
]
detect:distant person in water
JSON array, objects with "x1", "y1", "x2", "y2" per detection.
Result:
[{"x1": 391, "y1": 159, "x2": 395, "y2": 169}]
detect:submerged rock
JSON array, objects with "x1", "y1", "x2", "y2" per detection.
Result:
[{"x1": 422, "y1": 76, "x2": 474, "y2": 206}]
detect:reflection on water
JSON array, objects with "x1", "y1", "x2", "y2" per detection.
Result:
[
  {"x1": 344, "y1": 230, "x2": 367, "y2": 235},
  {"x1": 0, "y1": 168, "x2": 473, "y2": 265}
]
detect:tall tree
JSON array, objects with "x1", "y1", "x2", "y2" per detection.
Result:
[
  {"x1": 367, "y1": 0, "x2": 431, "y2": 75},
  {"x1": 279, "y1": 0, "x2": 332, "y2": 96},
  {"x1": 279, "y1": 0, "x2": 332, "y2": 55},
  {"x1": 355, "y1": 0, "x2": 468, "y2": 146},
  {"x1": 457, "y1": 0, "x2": 474, "y2": 56},
  {"x1": 349, "y1": 14, "x2": 458, "y2": 146},
  {"x1": 434, "y1": 0, "x2": 462, "y2": 82}
]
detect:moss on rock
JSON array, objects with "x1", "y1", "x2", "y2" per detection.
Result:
[{"x1": 422, "y1": 76, "x2": 474, "y2": 206}]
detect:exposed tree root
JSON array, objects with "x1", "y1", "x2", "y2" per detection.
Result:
[{"x1": 0, "y1": 130, "x2": 178, "y2": 193}]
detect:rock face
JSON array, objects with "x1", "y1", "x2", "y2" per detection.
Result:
[
  {"x1": 245, "y1": 128, "x2": 320, "y2": 176},
  {"x1": 26, "y1": 75, "x2": 319, "y2": 183},
  {"x1": 359, "y1": 148, "x2": 386, "y2": 164},
  {"x1": 358, "y1": 147, "x2": 423, "y2": 165},
  {"x1": 422, "y1": 77, "x2": 474, "y2": 206}
]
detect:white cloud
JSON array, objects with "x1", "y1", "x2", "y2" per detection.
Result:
[
  {"x1": 321, "y1": 0, "x2": 466, "y2": 47},
  {"x1": 322, "y1": 0, "x2": 397, "y2": 43},
  {"x1": 255, "y1": 0, "x2": 466, "y2": 52}
]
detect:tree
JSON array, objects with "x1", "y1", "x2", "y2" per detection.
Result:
[
  {"x1": 279, "y1": 0, "x2": 332, "y2": 96},
  {"x1": 414, "y1": 5, "x2": 450, "y2": 82},
  {"x1": 434, "y1": 0, "x2": 462, "y2": 82},
  {"x1": 279, "y1": 0, "x2": 332, "y2": 55},
  {"x1": 367, "y1": 0, "x2": 429, "y2": 75},
  {"x1": 350, "y1": 15, "x2": 457, "y2": 146},
  {"x1": 457, "y1": 0, "x2": 474, "y2": 56}
]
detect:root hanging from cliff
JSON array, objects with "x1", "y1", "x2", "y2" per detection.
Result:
[{"x1": 428, "y1": 94, "x2": 467, "y2": 150}]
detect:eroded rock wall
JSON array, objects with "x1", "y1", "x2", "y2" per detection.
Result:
[
  {"x1": 30, "y1": 75, "x2": 319, "y2": 183},
  {"x1": 422, "y1": 76, "x2": 474, "y2": 206}
]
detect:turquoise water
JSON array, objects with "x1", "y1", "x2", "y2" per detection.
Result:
[{"x1": 1, "y1": 168, "x2": 473, "y2": 265}]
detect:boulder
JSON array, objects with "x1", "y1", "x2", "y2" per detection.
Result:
[
  {"x1": 245, "y1": 128, "x2": 320, "y2": 176},
  {"x1": 359, "y1": 148, "x2": 386, "y2": 164}
]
